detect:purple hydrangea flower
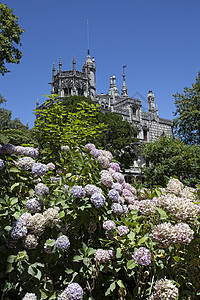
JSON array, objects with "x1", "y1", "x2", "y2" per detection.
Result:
[
  {"x1": 101, "y1": 171, "x2": 113, "y2": 187},
  {"x1": 111, "y1": 203, "x2": 124, "y2": 215},
  {"x1": 117, "y1": 225, "x2": 129, "y2": 236},
  {"x1": 71, "y1": 185, "x2": 85, "y2": 198},
  {"x1": 55, "y1": 235, "x2": 70, "y2": 250},
  {"x1": 112, "y1": 172, "x2": 125, "y2": 184},
  {"x1": 46, "y1": 162, "x2": 55, "y2": 171},
  {"x1": 112, "y1": 182, "x2": 123, "y2": 194},
  {"x1": 15, "y1": 146, "x2": 39, "y2": 158},
  {"x1": 32, "y1": 162, "x2": 46, "y2": 176},
  {"x1": 103, "y1": 220, "x2": 116, "y2": 231},
  {"x1": 95, "y1": 249, "x2": 114, "y2": 263},
  {"x1": 122, "y1": 205, "x2": 129, "y2": 215},
  {"x1": 10, "y1": 219, "x2": 27, "y2": 240},
  {"x1": 35, "y1": 183, "x2": 49, "y2": 196},
  {"x1": 1, "y1": 143, "x2": 16, "y2": 154},
  {"x1": 26, "y1": 198, "x2": 43, "y2": 213},
  {"x1": 97, "y1": 155, "x2": 110, "y2": 168},
  {"x1": 123, "y1": 183, "x2": 136, "y2": 195},
  {"x1": 22, "y1": 293, "x2": 37, "y2": 300},
  {"x1": 18, "y1": 157, "x2": 35, "y2": 170},
  {"x1": 61, "y1": 145, "x2": 70, "y2": 151},
  {"x1": 85, "y1": 143, "x2": 96, "y2": 153},
  {"x1": 91, "y1": 193, "x2": 106, "y2": 208},
  {"x1": 90, "y1": 148, "x2": 102, "y2": 157},
  {"x1": 0, "y1": 159, "x2": 5, "y2": 169},
  {"x1": 109, "y1": 162, "x2": 121, "y2": 172},
  {"x1": 19, "y1": 213, "x2": 32, "y2": 227},
  {"x1": 108, "y1": 189, "x2": 119, "y2": 202},
  {"x1": 85, "y1": 184, "x2": 101, "y2": 196},
  {"x1": 65, "y1": 282, "x2": 83, "y2": 300},
  {"x1": 150, "y1": 278, "x2": 179, "y2": 300},
  {"x1": 132, "y1": 247, "x2": 151, "y2": 266}
]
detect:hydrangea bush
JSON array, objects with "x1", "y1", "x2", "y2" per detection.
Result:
[{"x1": 0, "y1": 143, "x2": 200, "y2": 299}]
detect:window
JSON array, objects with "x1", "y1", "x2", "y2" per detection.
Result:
[{"x1": 143, "y1": 129, "x2": 148, "y2": 141}]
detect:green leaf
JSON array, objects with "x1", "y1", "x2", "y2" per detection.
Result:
[
  {"x1": 7, "y1": 255, "x2": 16, "y2": 263},
  {"x1": 117, "y1": 280, "x2": 125, "y2": 288},
  {"x1": 126, "y1": 259, "x2": 136, "y2": 270},
  {"x1": 137, "y1": 236, "x2": 148, "y2": 246},
  {"x1": 40, "y1": 289, "x2": 48, "y2": 299},
  {"x1": 73, "y1": 255, "x2": 83, "y2": 262},
  {"x1": 59, "y1": 210, "x2": 65, "y2": 218},
  {"x1": 156, "y1": 207, "x2": 168, "y2": 219},
  {"x1": 10, "y1": 183, "x2": 20, "y2": 191},
  {"x1": 116, "y1": 248, "x2": 122, "y2": 259}
]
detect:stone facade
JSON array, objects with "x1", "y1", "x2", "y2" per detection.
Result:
[{"x1": 49, "y1": 53, "x2": 173, "y2": 144}]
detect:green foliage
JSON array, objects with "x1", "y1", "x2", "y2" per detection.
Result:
[
  {"x1": 95, "y1": 111, "x2": 137, "y2": 170},
  {"x1": 173, "y1": 71, "x2": 200, "y2": 145},
  {"x1": 141, "y1": 136, "x2": 200, "y2": 187},
  {"x1": 34, "y1": 95, "x2": 137, "y2": 170},
  {"x1": 33, "y1": 95, "x2": 106, "y2": 163},
  {"x1": 0, "y1": 3, "x2": 24, "y2": 75},
  {"x1": 0, "y1": 94, "x2": 34, "y2": 145}
]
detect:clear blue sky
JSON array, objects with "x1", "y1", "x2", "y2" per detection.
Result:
[{"x1": 1, "y1": 0, "x2": 200, "y2": 128}]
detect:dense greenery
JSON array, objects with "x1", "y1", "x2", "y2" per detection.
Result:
[
  {"x1": 33, "y1": 95, "x2": 137, "y2": 169},
  {"x1": 173, "y1": 71, "x2": 200, "y2": 145},
  {"x1": 0, "y1": 94, "x2": 33, "y2": 145},
  {"x1": 95, "y1": 111, "x2": 136, "y2": 170},
  {"x1": 141, "y1": 136, "x2": 200, "y2": 187},
  {"x1": 0, "y1": 3, "x2": 24, "y2": 75},
  {"x1": 33, "y1": 95, "x2": 106, "y2": 163}
]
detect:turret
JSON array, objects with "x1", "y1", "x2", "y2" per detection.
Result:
[
  {"x1": 147, "y1": 90, "x2": 155, "y2": 112},
  {"x1": 82, "y1": 51, "x2": 96, "y2": 99}
]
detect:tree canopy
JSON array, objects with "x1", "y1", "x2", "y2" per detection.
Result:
[
  {"x1": 141, "y1": 136, "x2": 200, "y2": 187},
  {"x1": 33, "y1": 95, "x2": 137, "y2": 168},
  {"x1": 95, "y1": 111, "x2": 137, "y2": 170},
  {"x1": 0, "y1": 3, "x2": 24, "y2": 75},
  {"x1": 0, "y1": 94, "x2": 32, "y2": 145},
  {"x1": 173, "y1": 71, "x2": 200, "y2": 145}
]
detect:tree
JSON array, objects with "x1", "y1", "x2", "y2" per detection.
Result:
[
  {"x1": 173, "y1": 71, "x2": 200, "y2": 144},
  {"x1": 141, "y1": 136, "x2": 200, "y2": 187},
  {"x1": 95, "y1": 111, "x2": 137, "y2": 170},
  {"x1": 0, "y1": 3, "x2": 24, "y2": 75},
  {"x1": 0, "y1": 94, "x2": 33, "y2": 145},
  {"x1": 33, "y1": 95, "x2": 106, "y2": 162},
  {"x1": 34, "y1": 95, "x2": 137, "y2": 168}
]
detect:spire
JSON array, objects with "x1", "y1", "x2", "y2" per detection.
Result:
[
  {"x1": 26, "y1": 120, "x2": 29, "y2": 128},
  {"x1": 73, "y1": 56, "x2": 76, "y2": 74},
  {"x1": 36, "y1": 98, "x2": 39, "y2": 109},
  {"x1": 59, "y1": 57, "x2": 62, "y2": 75},
  {"x1": 121, "y1": 65, "x2": 128, "y2": 98},
  {"x1": 110, "y1": 76, "x2": 113, "y2": 88},
  {"x1": 52, "y1": 63, "x2": 55, "y2": 77},
  {"x1": 156, "y1": 104, "x2": 159, "y2": 116}
]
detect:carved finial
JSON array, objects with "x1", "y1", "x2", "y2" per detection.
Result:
[
  {"x1": 26, "y1": 120, "x2": 29, "y2": 128},
  {"x1": 36, "y1": 98, "x2": 39, "y2": 108},
  {"x1": 121, "y1": 65, "x2": 128, "y2": 98},
  {"x1": 52, "y1": 63, "x2": 55, "y2": 77},
  {"x1": 73, "y1": 56, "x2": 76, "y2": 73},
  {"x1": 59, "y1": 57, "x2": 62, "y2": 74},
  {"x1": 87, "y1": 20, "x2": 90, "y2": 57}
]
